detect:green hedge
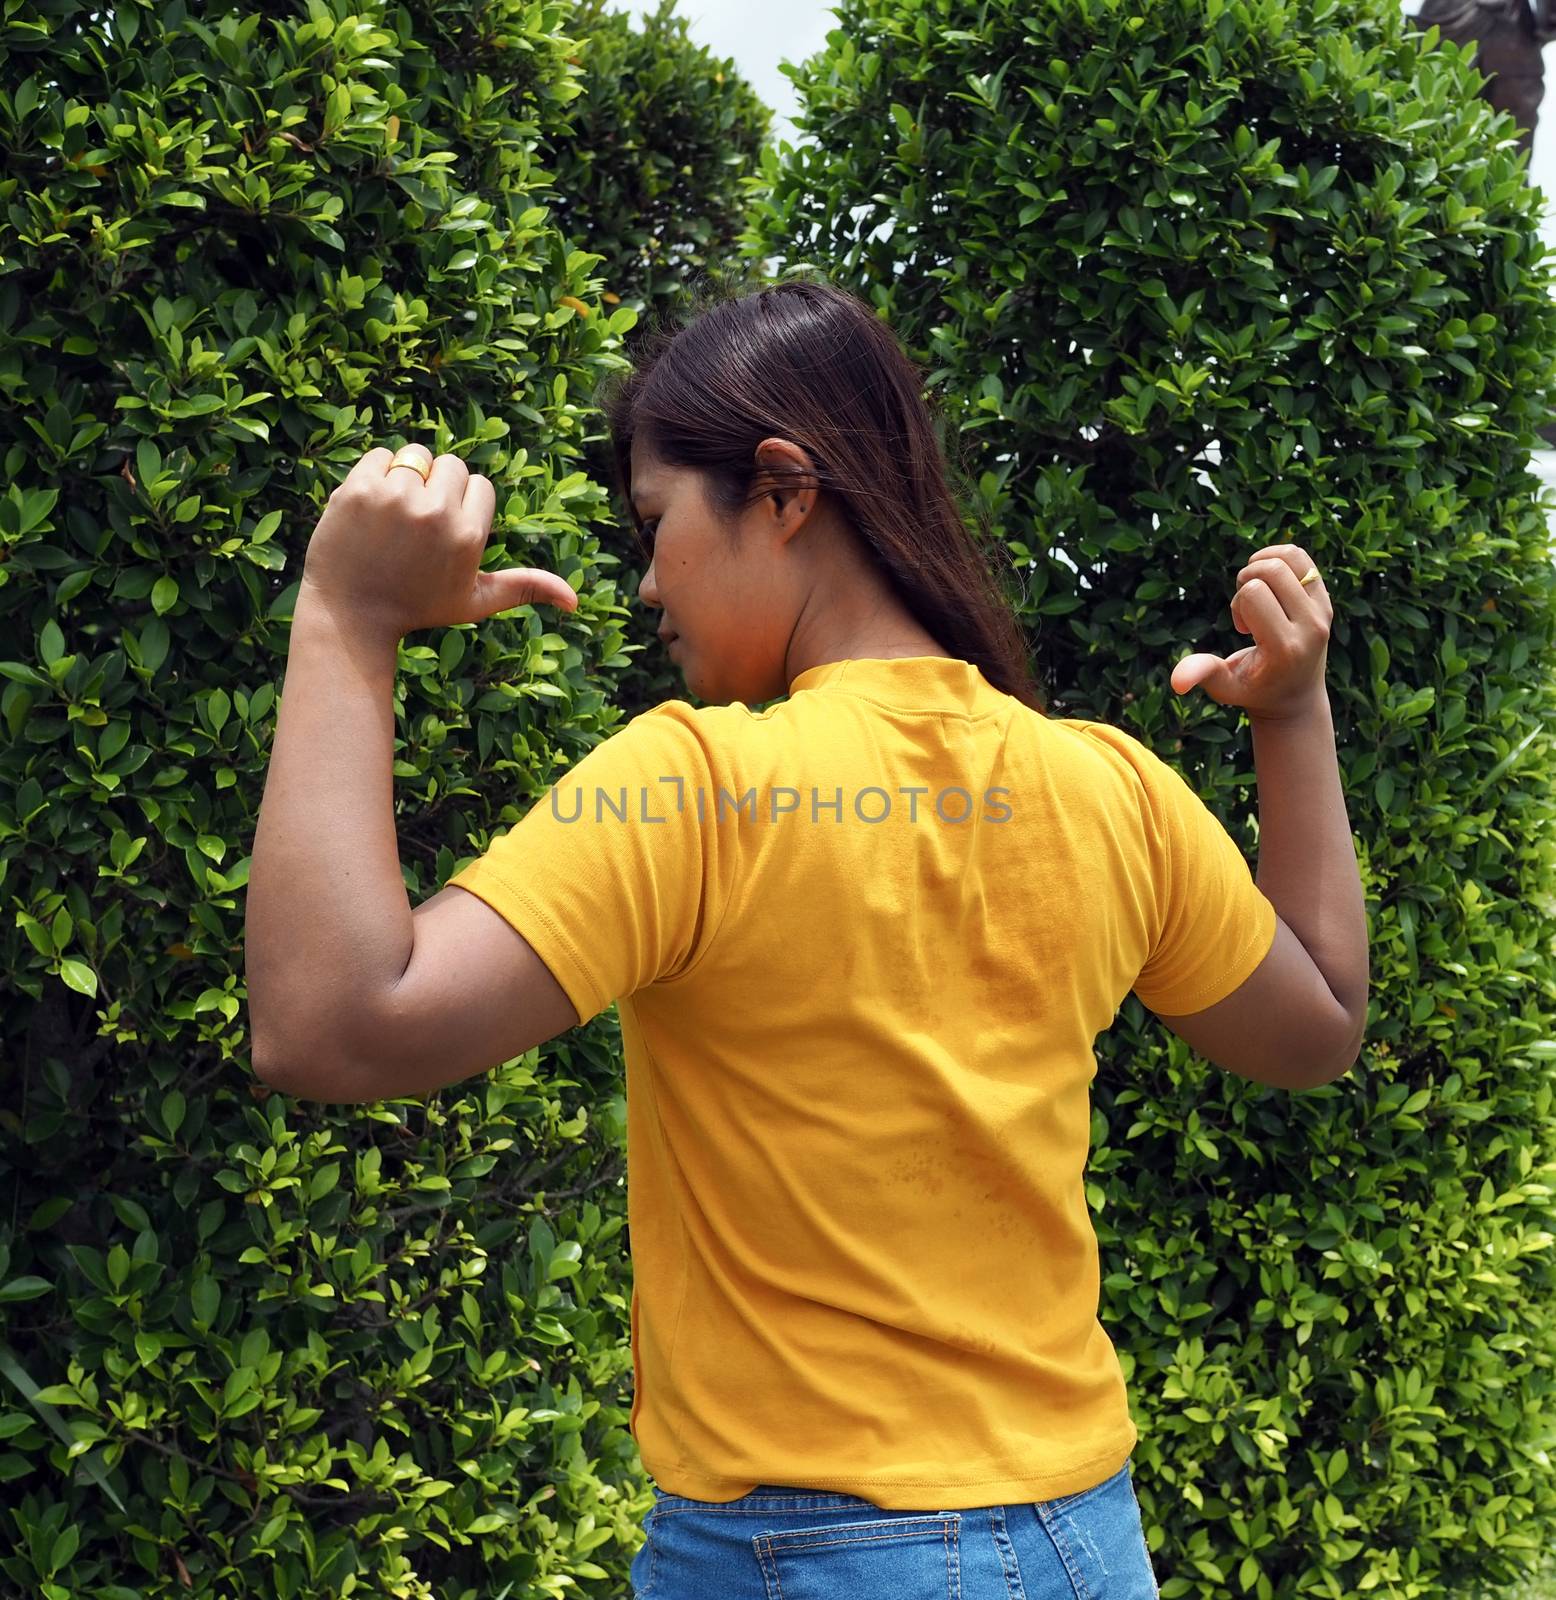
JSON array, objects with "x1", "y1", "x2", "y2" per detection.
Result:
[
  {"x1": 541, "y1": 0, "x2": 772, "y2": 721},
  {"x1": 542, "y1": 0, "x2": 770, "y2": 325},
  {"x1": 0, "y1": 0, "x2": 669, "y2": 1593},
  {"x1": 745, "y1": 0, "x2": 1556, "y2": 1593}
]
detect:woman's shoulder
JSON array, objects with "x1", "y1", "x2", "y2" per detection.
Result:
[
  {"x1": 576, "y1": 698, "x2": 761, "y2": 782},
  {"x1": 1040, "y1": 714, "x2": 1185, "y2": 814},
  {"x1": 1046, "y1": 713, "x2": 1159, "y2": 767}
]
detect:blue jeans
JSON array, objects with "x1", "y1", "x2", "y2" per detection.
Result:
[{"x1": 629, "y1": 1458, "x2": 1161, "y2": 1598}]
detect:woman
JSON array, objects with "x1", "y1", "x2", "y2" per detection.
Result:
[{"x1": 250, "y1": 278, "x2": 1368, "y2": 1598}]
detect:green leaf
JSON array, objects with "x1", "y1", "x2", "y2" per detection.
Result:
[
  {"x1": 162, "y1": 1090, "x2": 186, "y2": 1138},
  {"x1": 48, "y1": 1524, "x2": 81, "y2": 1572},
  {"x1": 138, "y1": 617, "x2": 170, "y2": 673},
  {"x1": 191, "y1": 1277, "x2": 219, "y2": 1327},
  {"x1": 0, "y1": 1277, "x2": 53, "y2": 1303},
  {"x1": 59, "y1": 959, "x2": 97, "y2": 998},
  {"x1": 19, "y1": 488, "x2": 58, "y2": 534},
  {"x1": 38, "y1": 619, "x2": 65, "y2": 666}
]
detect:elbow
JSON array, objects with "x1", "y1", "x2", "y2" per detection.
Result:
[
  {"x1": 250, "y1": 1033, "x2": 364, "y2": 1104},
  {"x1": 1296, "y1": 1011, "x2": 1367, "y2": 1090},
  {"x1": 1331, "y1": 994, "x2": 1369, "y2": 1080},
  {"x1": 1329, "y1": 1036, "x2": 1365, "y2": 1085},
  {"x1": 253, "y1": 1065, "x2": 367, "y2": 1105},
  {"x1": 249, "y1": 1022, "x2": 287, "y2": 1090},
  {"x1": 248, "y1": 988, "x2": 374, "y2": 1102},
  {"x1": 249, "y1": 1013, "x2": 301, "y2": 1094},
  {"x1": 1337, "y1": 971, "x2": 1370, "y2": 1069},
  {"x1": 1313, "y1": 1051, "x2": 1359, "y2": 1089},
  {"x1": 250, "y1": 1044, "x2": 312, "y2": 1100}
]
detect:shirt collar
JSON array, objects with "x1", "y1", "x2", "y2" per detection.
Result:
[{"x1": 787, "y1": 654, "x2": 992, "y2": 710}]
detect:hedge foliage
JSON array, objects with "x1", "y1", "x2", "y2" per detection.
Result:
[
  {"x1": 745, "y1": 0, "x2": 1556, "y2": 1593},
  {"x1": 0, "y1": 0, "x2": 762, "y2": 1593},
  {"x1": 543, "y1": 0, "x2": 770, "y2": 326},
  {"x1": 542, "y1": 0, "x2": 772, "y2": 723},
  {"x1": 10, "y1": 0, "x2": 1556, "y2": 1594}
]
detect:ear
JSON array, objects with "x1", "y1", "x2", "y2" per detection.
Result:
[{"x1": 752, "y1": 436, "x2": 820, "y2": 535}]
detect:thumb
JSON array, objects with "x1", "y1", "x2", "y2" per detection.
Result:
[
  {"x1": 1170, "y1": 651, "x2": 1238, "y2": 700},
  {"x1": 473, "y1": 567, "x2": 580, "y2": 618}
]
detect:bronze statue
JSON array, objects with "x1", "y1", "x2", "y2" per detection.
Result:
[
  {"x1": 1411, "y1": 0, "x2": 1556, "y2": 159},
  {"x1": 1412, "y1": 1, "x2": 1556, "y2": 444}
]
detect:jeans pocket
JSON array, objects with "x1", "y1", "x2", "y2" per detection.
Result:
[{"x1": 752, "y1": 1513, "x2": 962, "y2": 1600}]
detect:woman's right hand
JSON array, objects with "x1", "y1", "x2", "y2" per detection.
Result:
[{"x1": 1169, "y1": 543, "x2": 1335, "y2": 723}]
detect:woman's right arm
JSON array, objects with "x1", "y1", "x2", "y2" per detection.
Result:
[
  {"x1": 1151, "y1": 544, "x2": 1369, "y2": 1090},
  {"x1": 1247, "y1": 686, "x2": 1368, "y2": 1034}
]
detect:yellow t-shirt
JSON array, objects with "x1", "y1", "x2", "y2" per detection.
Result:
[{"x1": 446, "y1": 654, "x2": 1277, "y2": 1509}]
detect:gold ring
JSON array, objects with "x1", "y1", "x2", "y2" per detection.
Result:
[
  {"x1": 1300, "y1": 567, "x2": 1321, "y2": 586},
  {"x1": 388, "y1": 445, "x2": 433, "y2": 483}
]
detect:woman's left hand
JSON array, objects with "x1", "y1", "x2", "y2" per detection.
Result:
[{"x1": 298, "y1": 444, "x2": 579, "y2": 642}]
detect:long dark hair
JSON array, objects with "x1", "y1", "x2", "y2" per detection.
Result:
[{"x1": 597, "y1": 272, "x2": 1044, "y2": 712}]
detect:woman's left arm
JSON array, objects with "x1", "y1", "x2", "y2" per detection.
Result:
[{"x1": 244, "y1": 444, "x2": 576, "y2": 1085}]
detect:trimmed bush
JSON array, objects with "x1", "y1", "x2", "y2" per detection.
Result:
[
  {"x1": 0, "y1": 0, "x2": 662, "y2": 1593},
  {"x1": 543, "y1": 0, "x2": 770, "y2": 324},
  {"x1": 745, "y1": 0, "x2": 1556, "y2": 1592},
  {"x1": 541, "y1": 0, "x2": 773, "y2": 720}
]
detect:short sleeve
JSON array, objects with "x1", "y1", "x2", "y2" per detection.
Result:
[
  {"x1": 443, "y1": 704, "x2": 718, "y2": 1026},
  {"x1": 1133, "y1": 736, "x2": 1274, "y2": 1011},
  {"x1": 1089, "y1": 727, "x2": 1278, "y2": 1016}
]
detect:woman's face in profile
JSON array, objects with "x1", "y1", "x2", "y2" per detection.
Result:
[{"x1": 631, "y1": 446, "x2": 802, "y2": 706}]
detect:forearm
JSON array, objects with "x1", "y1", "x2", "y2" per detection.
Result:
[
  {"x1": 245, "y1": 588, "x2": 413, "y2": 1075},
  {"x1": 1248, "y1": 688, "x2": 1369, "y2": 1031}
]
